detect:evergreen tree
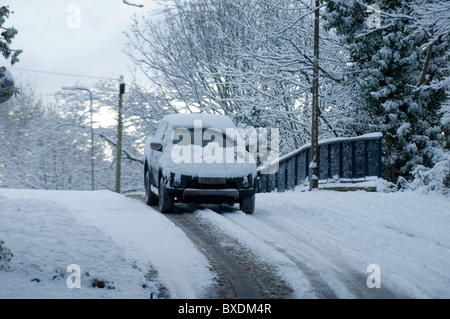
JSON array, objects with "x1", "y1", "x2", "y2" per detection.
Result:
[
  {"x1": 0, "y1": 5, "x2": 21, "y2": 100},
  {"x1": 0, "y1": 5, "x2": 21, "y2": 76},
  {"x1": 323, "y1": 0, "x2": 449, "y2": 182}
]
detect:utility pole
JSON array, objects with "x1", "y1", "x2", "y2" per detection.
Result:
[
  {"x1": 115, "y1": 75, "x2": 125, "y2": 193},
  {"x1": 310, "y1": 0, "x2": 320, "y2": 190}
]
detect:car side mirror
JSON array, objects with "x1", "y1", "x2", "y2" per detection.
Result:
[{"x1": 150, "y1": 141, "x2": 163, "y2": 152}]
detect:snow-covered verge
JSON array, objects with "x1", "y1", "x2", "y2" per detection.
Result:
[
  {"x1": 195, "y1": 189, "x2": 450, "y2": 298},
  {"x1": 0, "y1": 189, "x2": 214, "y2": 299}
]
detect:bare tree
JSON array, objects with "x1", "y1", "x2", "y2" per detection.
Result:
[{"x1": 125, "y1": 0, "x2": 349, "y2": 156}]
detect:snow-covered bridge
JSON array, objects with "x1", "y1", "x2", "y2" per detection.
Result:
[{"x1": 257, "y1": 133, "x2": 383, "y2": 193}]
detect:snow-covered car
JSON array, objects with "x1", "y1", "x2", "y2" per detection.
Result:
[{"x1": 144, "y1": 114, "x2": 257, "y2": 214}]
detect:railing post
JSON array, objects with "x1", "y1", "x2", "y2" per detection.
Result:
[
  {"x1": 285, "y1": 159, "x2": 288, "y2": 190},
  {"x1": 328, "y1": 143, "x2": 332, "y2": 180},
  {"x1": 364, "y1": 140, "x2": 369, "y2": 178},
  {"x1": 275, "y1": 166, "x2": 278, "y2": 191},
  {"x1": 378, "y1": 137, "x2": 383, "y2": 178},
  {"x1": 317, "y1": 146, "x2": 321, "y2": 180},
  {"x1": 339, "y1": 142, "x2": 344, "y2": 179},
  {"x1": 351, "y1": 141, "x2": 356, "y2": 179},
  {"x1": 294, "y1": 154, "x2": 298, "y2": 187},
  {"x1": 305, "y1": 148, "x2": 310, "y2": 183}
]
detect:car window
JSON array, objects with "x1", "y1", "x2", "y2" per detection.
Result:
[{"x1": 172, "y1": 128, "x2": 235, "y2": 148}]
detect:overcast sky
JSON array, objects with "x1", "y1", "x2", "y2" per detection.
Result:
[{"x1": 2, "y1": 0, "x2": 156, "y2": 98}]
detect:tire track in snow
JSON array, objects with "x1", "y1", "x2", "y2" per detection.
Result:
[
  {"x1": 129, "y1": 193, "x2": 405, "y2": 298},
  {"x1": 252, "y1": 197, "x2": 412, "y2": 299},
  {"x1": 128, "y1": 194, "x2": 293, "y2": 299},
  {"x1": 166, "y1": 212, "x2": 293, "y2": 299},
  {"x1": 211, "y1": 205, "x2": 406, "y2": 299},
  {"x1": 201, "y1": 206, "x2": 338, "y2": 299}
]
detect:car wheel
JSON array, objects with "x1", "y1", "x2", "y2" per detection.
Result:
[
  {"x1": 145, "y1": 171, "x2": 159, "y2": 206},
  {"x1": 159, "y1": 176, "x2": 174, "y2": 214},
  {"x1": 239, "y1": 193, "x2": 255, "y2": 214}
]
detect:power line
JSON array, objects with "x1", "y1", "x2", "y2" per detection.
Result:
[{"x1": 11, "y1": 67, "x2": 119, "y2": 81}]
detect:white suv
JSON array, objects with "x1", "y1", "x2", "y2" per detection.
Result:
[{"x1": 144, "y1": 114, "x2": 257, "y2": 214}]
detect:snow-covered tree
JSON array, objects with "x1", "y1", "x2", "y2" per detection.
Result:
[
  {"x1": 88, "y1": 78, "x2": 172, "y2": 192},
  {"x1": 1, "y1": 5, "x2": 22, "y2": 98},
  {"x1": 0, "y1": 82, "x2": 103, "y2": 190},
  {"x1": 0, "y1": 5, "x2": 21, "y2": 67},
  {"x1": 323, "y1": 0, "x2": 449, "y2": 183},
  {"x1": 125, "y1": 0, "x2": 349, "y2": 155}
]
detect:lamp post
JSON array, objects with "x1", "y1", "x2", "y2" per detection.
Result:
[
  {"x1": 115, "y1": 75, "x2": 125, "y2": 193},
  {"x1": 62, "y1": 86, "x2": 95, "y2": 191}
]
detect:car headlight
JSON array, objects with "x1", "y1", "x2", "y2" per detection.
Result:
[{"x1": 242, "y1": 180, "x2": 249, "y2": 188}]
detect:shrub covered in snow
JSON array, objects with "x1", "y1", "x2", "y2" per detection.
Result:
[
  {"x1": 409, "y1": 151, "x2": 450, "y2": 194},
  {"x1": 0, "y1": 240, "x2": 13, "y2": 271}
]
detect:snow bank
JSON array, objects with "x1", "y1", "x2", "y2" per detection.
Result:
[{"x1": 0, "y1": 189, "x2": 214, "y2": 299}]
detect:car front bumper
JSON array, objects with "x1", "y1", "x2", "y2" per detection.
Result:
[{"x1": 163, "y1": 174, "x2": 255, "y2": 203}]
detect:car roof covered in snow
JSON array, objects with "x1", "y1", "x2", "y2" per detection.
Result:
[{"x1": 162, "y1": 113, "x2": 236, "y2": 131}]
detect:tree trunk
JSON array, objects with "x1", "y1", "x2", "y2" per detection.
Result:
[{"x1": 413, "y1": 42, "x2": 433, "y2": 101}]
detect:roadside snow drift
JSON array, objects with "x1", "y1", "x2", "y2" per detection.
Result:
[{"x1": 0, "y1": 189, "x2": 214, "y2": 299}]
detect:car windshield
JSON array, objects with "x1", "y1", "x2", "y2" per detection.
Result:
[{"x1": 171, "y1": 128, "x2": 236, "y2": 148}]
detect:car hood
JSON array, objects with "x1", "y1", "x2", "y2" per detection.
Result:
[{"x1": 160, "y1": 143, "x2": 257, "y2": 179}]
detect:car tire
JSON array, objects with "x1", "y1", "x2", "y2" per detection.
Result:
[
  {"x1": 145, "y1": 171, "x2": 159, "y2": 206},
  {"x1": 240, "y1": 193, "x2": 255, "y2": 214},
  {"x1": 159, "y1": 176, "x2": 174, "y2": 214}
]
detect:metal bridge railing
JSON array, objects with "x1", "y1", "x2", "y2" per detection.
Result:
[{"x1": 256, "y1": 133, "x2": 383, "y2": 193}]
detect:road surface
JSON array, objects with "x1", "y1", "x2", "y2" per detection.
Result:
[{"x1": 128, "y1": 194, "x2": 407, "y2": 299}]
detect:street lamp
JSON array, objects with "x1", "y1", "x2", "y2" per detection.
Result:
[
  {"x1": 62, "y1": 86, "x2": 95, "y2": 191},
  {"x1": 115, "y1": 75, "x2": 125, "y2": 193}
]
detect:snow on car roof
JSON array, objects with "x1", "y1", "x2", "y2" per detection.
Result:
[{"x1": 162, "y1": 113, "x2": 236, "y2": 131}]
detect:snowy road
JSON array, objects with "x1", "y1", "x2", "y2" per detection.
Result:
[
  {"x1": 0, "y1": 188, "x2": 449, "y2": 299},
  {"x1": 131, "y1": 189, "x2": 449, "y2": 299},
  {"x1": 166, "y1": 212, "x2": 293, "y2": 299},
  {"x1": 190, "y1": 204, "x2": 402, "y2": 299}
]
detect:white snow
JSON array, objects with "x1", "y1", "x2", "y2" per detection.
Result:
[
  {"x1": 163, "y1": 143, "x2": 257, "y2": 179},
  {"x1": 0, "y1": 189, "x2": 214, "y2": 299},
  {"x1": 3, "y1": 69, "x2": 14, "y2": 82},
  {"x1": 147, "y1": 113, "x2": 257, "y2": 180},
  {"x1": 195, "y1": 189, "x2": 450, "y2": 298},
  {"x1": 162, "y1": 113, "x2": 236, "y2": 132},
  {"x1": 0, "y1": 187, "x2": 449, "y2": 299}
]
